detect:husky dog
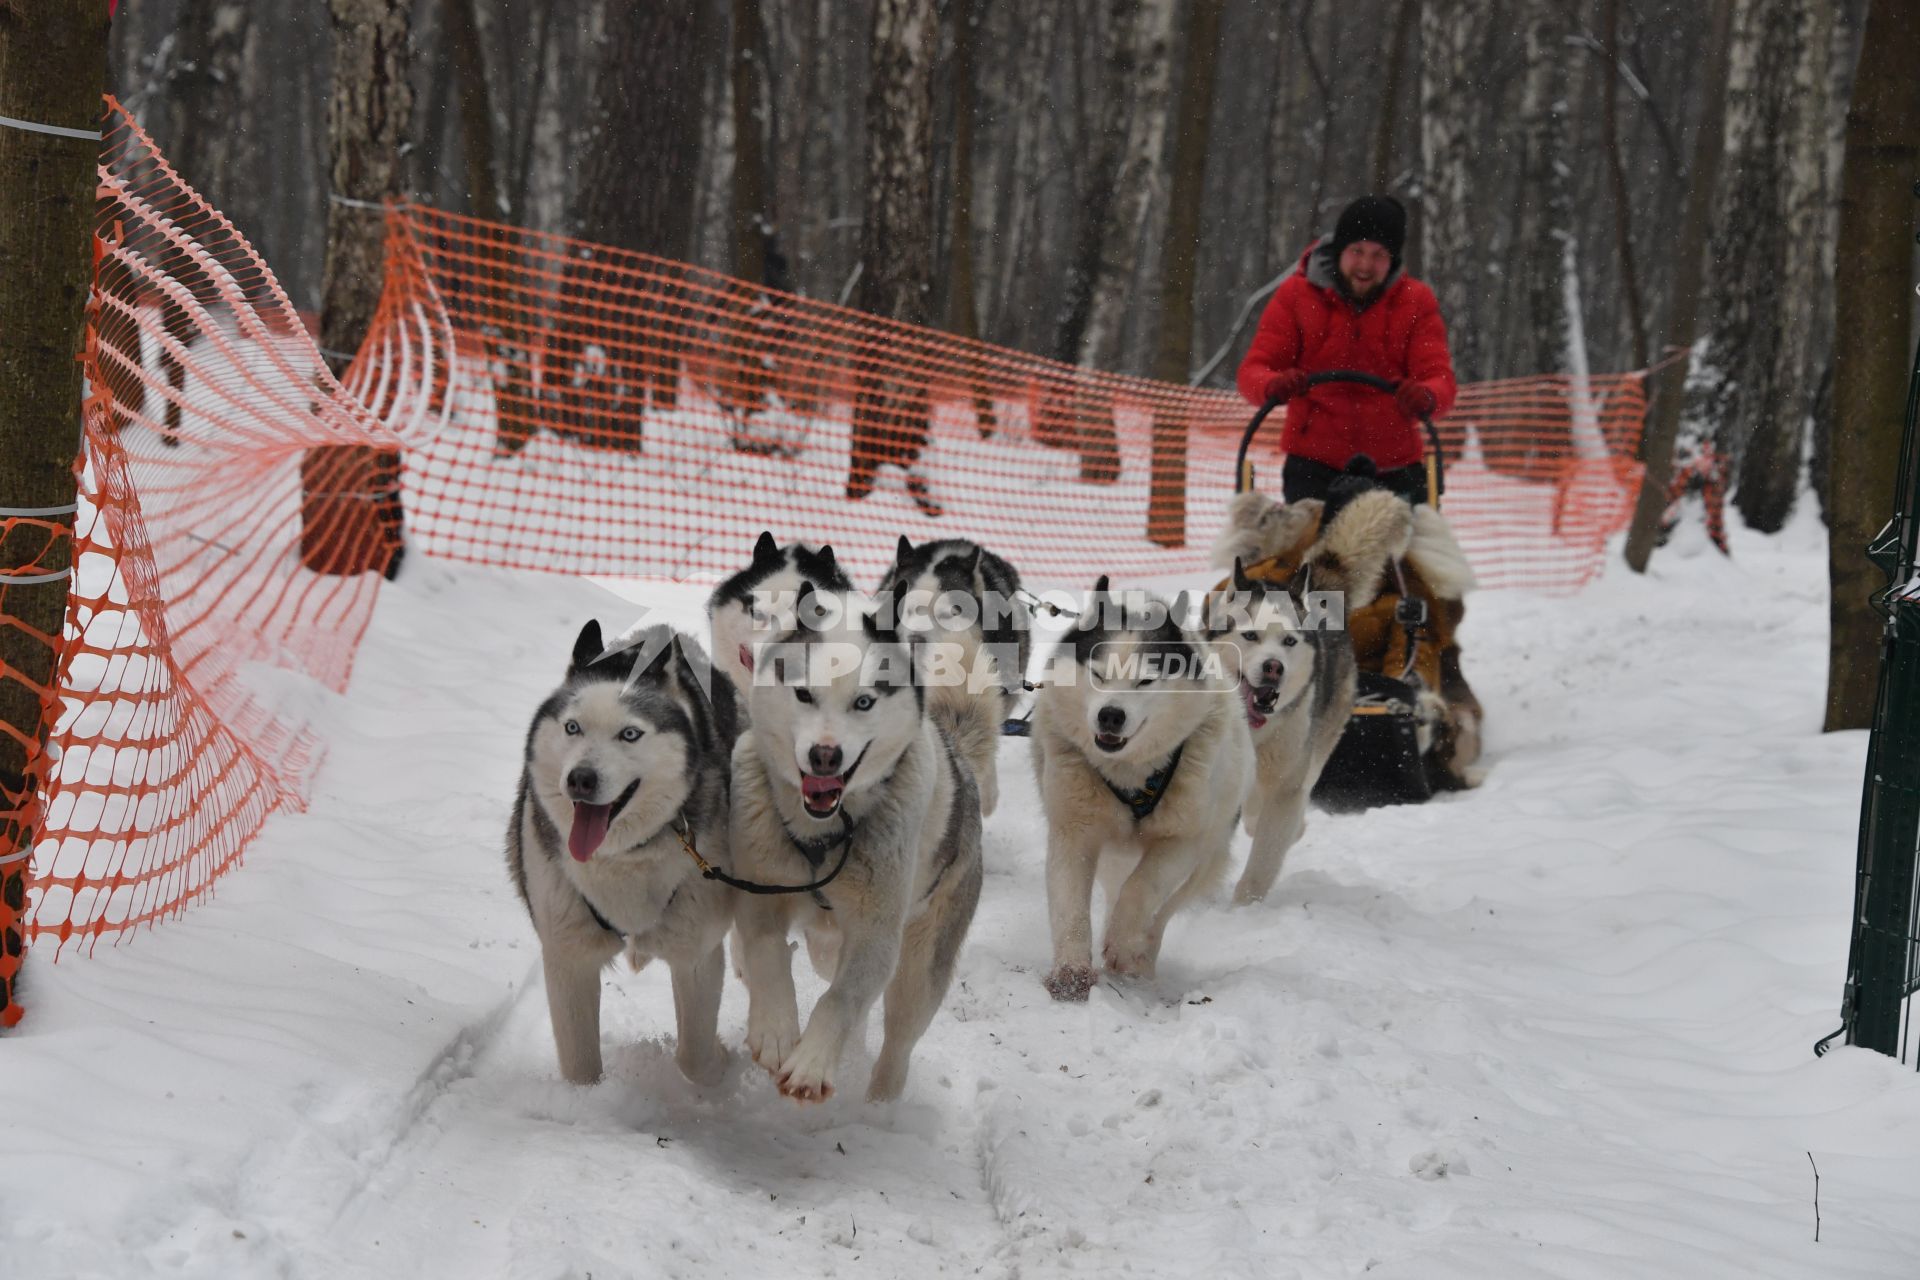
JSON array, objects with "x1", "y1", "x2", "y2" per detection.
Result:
[
  {"x1": 731, "y1": 585, "x2": 983, "y2": 1103},
  {"x1": 506, "y1": 621, "x2": 738, "y2": 1086},
  {"x1": 1212, "y1": 471, "x2": 1481, "y2": 788},
  {"x1": 878, "y1": 536, "x2": 1030, "y2": 816},
  {"x1": 707, "y1": 531, "x2": 853, "y2": 703},
  {"x1": 1206, "y1": 552, "x2": 1362, "y2": 904},
  {"x1": 1029, "y1": 578, "x2": 1252, "y2": 1000}
]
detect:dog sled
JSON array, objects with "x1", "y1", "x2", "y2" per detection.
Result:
[{"x1": 1226, "y1": 371, "x2": 1482, "y2": 810}]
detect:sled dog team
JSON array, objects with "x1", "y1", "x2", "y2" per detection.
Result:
[{"x1": 506, "y1": 485, "x2": 1419, "y2": 1104}]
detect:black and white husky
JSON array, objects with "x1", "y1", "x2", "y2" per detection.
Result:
[
  {"x1": 707, "y1": 532, "x2": 853, "y2": 704},
  {"x1": 1029, "y1": 579, "x2": 1252, "y2": 1000},
  {"x1": 730, "y1": 585, "x2": 983, "y2": 1103},
  {"x1": 505, "y1": 621, "x2": 738, "y2": 1085},
  {"x1": 877, "y1": 536, "x2": 1030, "y2": 816}
]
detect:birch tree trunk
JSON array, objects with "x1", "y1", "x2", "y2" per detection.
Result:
[
  {"x1": 1623, "y1": 0, "x2": 1737, "y2": 572},
  {"x1": 1734, "y1": 0, "x2": 1838, "y2": 532},
  {"x1": 1681, "y1": 0, "x2": 1795, "y2": 500},
  {"x1": 1419, "y1": 0, "x2": 1490, "y2": 381},
  {"x1": 1079, "y1": 0, "x2": 1175, "y2": 371},
  {"x1": 1515, "y1": 0, "x2": 1575, "y2": 378}
]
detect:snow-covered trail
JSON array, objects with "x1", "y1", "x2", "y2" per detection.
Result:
[{"x1": 9, "y1": 510, "x2": 1920, "y2": 1279}]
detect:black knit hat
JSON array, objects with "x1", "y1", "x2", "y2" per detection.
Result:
[{"x1": 1331, "y1": 195, "x2": 1407, "y2": 262}]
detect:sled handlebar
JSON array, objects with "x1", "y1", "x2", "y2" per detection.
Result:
[{"x1": 1233, "y1": 370, "x2": 1446, "y2": 501}]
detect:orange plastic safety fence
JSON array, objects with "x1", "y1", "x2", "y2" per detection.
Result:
[
  {"x1": 381, "y1": 203, "x2": 1645, "y2": 590},
  {"x1": 1, "y1": 513, "x2": 72, "y2": 1023},
  {"x1": 22, "y1": 102, "x2": 399, "y2": 948},
  {"x1": 23, "y1": 101, "x2": 1646, "y2": 948}
]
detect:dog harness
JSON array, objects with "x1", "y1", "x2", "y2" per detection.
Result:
[
  {"x1": 580, "y1": 813, "x2": 858, "y2": 939},
  {"x1": 1104, "y1": 742, "x2": 1186, "y2": 823}
]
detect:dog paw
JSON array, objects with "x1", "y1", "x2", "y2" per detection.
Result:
[
  {"x1": 775, "y1": 1033, "x2": 840, "y2": 1104},
  {"x1": 676, "y1": 1039, "x2": 730, "y2": 1086},
  {"x1": 1102, "y1": 943, "x2": 1153, "y2": 980},
  {"x1": 746, "y1": 1011, "x2": 801, "y2": 1075},
  {"x1": 1230, "y1": 880, "x2": 1267, "y2": 906},
  {"x1": 1043, "y1": 964, "x2": 1096, "y2": 1001}
]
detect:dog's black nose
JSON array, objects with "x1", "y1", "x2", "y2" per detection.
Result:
[
  {"x1": 1260, "y1": 657, "x2": 1284, "y2": 682},
  {"x1": 566, "y1": 765, "x2": 598, "y2": 799},
  {"x1": 807, "y1": 743, "x2": 843, "y2": 775},
  {"x1": 1096, "y1": 705, "x2": 1126, "y2": 735}
]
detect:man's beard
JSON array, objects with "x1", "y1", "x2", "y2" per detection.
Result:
[{"x1": 1339, "y1": 272, "x2": 1383, "y2": 303}]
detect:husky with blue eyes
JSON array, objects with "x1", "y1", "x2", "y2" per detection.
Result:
[
  {"x1": 506, "y1": 620, "x2": 739, "y2": 1087},
  {"x1": 730, "y1": 584, "x2": 983, "y2": 1105}
]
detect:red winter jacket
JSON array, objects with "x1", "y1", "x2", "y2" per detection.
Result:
[{"x1": 1236, "y1": 241, "x2": 1458, "y2": 470}]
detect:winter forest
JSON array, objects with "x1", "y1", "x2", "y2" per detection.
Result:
[
  {"x1": 11, "y1": 2, "x2": 1920, "y2": 1275},
  {"x1": 112, "y1": 0, "x2": 1860, "y2": 535}
]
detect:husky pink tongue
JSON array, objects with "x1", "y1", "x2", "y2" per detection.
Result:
[
  {"x1": 1242, "y1": 682, "x2": 1269, "y2": 730},
  {"x1": 800, "y1": 773, "x2": 844, "y2": 814},
  {"x1": 569, "y1": 802, "x2": 613, "y2": 861}
]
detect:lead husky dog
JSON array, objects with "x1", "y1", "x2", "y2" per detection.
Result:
[
  {"x1": 506, "y1": 621, "x2": 738, "y2": 1086},
  {"x1": 878, "y1": 536, "x2": 1030, "y2": 816},
  {"x1": 708, "y1": 532, "x2": 852, "y2": 704},
  {"x1": 1029, "y1": 579, "x2": 1252, "y2": 1000},
  {"x1": 731, "y1": 584, "x2": 983, "y2": 1103}
]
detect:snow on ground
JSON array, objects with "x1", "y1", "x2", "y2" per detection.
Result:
[{"x1": 8, "y1": 506, "x2": 1920, "y2": 1279}]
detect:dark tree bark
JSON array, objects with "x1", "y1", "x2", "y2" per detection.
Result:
[
  {"x1": 732, "y1": 0, "x2": 770, "y2": 286},
  {"x1": 1624, "y1": 0, "x2": 1736, "y2": 572},
  {"x1": 1147, "y1": 0, "x2": 1224, "y2": 548},
  {"x1": 1371, "y1": 0, "x2": 1417, "y2": 193},
  {"x1": 944, "y1": 0, "x2": 981, "y2": 340},
  {"x1": 848, "y1": 0, "x2": 937, "y2": 506},
  {"x1": 1826, "y1": 0, "x2": 1920, "y2": 730},
  {"x1": 570, "y1": 4, "x2": 704, "y2": 421},
  {"x1": 444, "y1": 0, "x2": 501, "y2": 220},
  {"x1": 1601, "y1": 0, "x2": 1651, "y2": 372},
  {"x1": 575, "y1": 4, "x2": 703, "y2": 259},
  {"x1": 0, "y1": 0, "x2": 110, "y2": 1028},
  {"x1": 164, "y1": 0, "x2": 256, "y2": 229},
  {"x1": 302, "y1": 0, "x2": 413, "y2": 578},
  {"x1": 1054, "y1": 0, "x2": 1135, "y2": 363}
]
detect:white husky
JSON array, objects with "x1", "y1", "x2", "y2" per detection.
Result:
[
  {"x1": 730, "y1": 586, "x2": 983, "y2": 1102},
  {"x1": 1029, "y1": 579, "x2": 1251, "y2": 999}
]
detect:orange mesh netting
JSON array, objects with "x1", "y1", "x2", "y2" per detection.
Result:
[
  {"x1": 20, "y1": 102, "x2": 1644, "y2": 946},
  {"x1": 387, "y1": 204, "x2": 1644, "y2": 590}
]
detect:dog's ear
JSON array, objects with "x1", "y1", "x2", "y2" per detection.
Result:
[
  {"x1": 818, "y1": 543, "x2": 838, "y2": 573},
  {"x1": 752, "y1": 531, "x2": 781, "y2": 565},
  {"x1": 1233, "y1": 556, "x2": 1258, "y2": 593},
  {"x1": 1286, "y1": 562, "x2": 1314, "y2": 602},
  {"x1": 895, "y1": 534, "x2": 913, "y2": 566},
  {"x1": 861, "y1": 608, "x2": 899, "y2": 648},
  {"x1": 571, "y1": 620, "x2": 604, "y2": 671}
]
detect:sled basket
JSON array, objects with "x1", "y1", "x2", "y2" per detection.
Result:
[{"x1": 1312, "y1": 672, "x2": 1434, "y2": 812}]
